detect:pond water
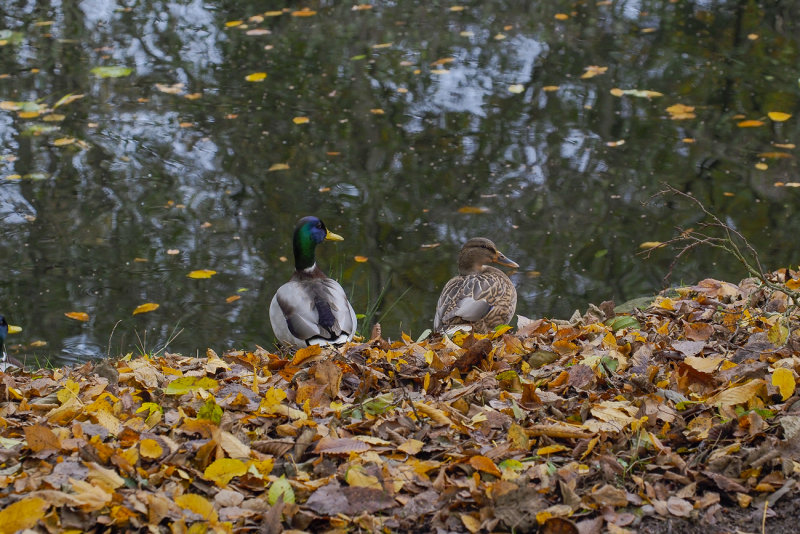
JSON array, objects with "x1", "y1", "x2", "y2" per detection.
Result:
[{"x1": 1, "y1": 1, "x2": 799, "y2": 365}]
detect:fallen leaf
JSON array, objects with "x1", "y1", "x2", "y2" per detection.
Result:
[
  {"x1": 65, "y1": 311, "x2": 90, "y2": 322},
  {"x1": 187, "y1": 269, "x2": 217, "y2": 279},
  {"x1": 132, "y1": 302, "x2": 160, "y2": 315}
]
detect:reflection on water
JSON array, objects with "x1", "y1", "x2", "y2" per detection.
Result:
[{"x1": 1, "y1": 1, "x2": 799, "y2": 364}]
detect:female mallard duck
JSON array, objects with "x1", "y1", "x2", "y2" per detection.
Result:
[
  {"x1": 434, "y1": 237, "x2": 519, "y2": 334},
  {"x1": 269, "y1": 216, "x2": 357, "y2": 347}
]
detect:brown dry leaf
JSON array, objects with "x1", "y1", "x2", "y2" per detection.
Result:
[
  {"x1": 24, "y1": 424, "x2": 61, "y2": 452},
  {"x1": 314, "y1": 437, "x2": 370, "y2": 455}
]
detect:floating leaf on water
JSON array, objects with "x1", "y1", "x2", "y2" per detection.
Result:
[
  {"x1": 610, "y1": 88, "x2": 663, "y2": 98},
  {"x1": 292, "y1": 116, "x2": 309, "y2": 124},
  {"x1": 352, "y1": 4, "x2": 373, "y2": 10},
  {"x1": 554, "y1": 13, "x2": 569, "y2": 20},
  {"x1": 53, "y1": 93, "x2": 85, "y2": 109},
  {"x1": 187, "y1": 269, "x2": 217, "y2": 279},
  {"x1": 264, "y1": 10, "x2": 283, "y2": 16},
  {"x1": 90, "y1": 66, "x2": 133, "y2": 78},
  {"x1": 581, "y1": 65, "x2": 608, "y2": 79},
  {"x1": 450, "y1": 5, "x2": 465, "y2": 11},
  {"x1": 369, "y1": 108, "x2": 385, "y2": 114},
  {"x1": 8, "y1": 325, "x2": 22, "y2": 334},
  {"x1": 155, "y1": 82, "x2": 184, "y2": 94},
  {"x1": 757, "y1": 152, "x2": 792, "y2": 159},
  {"x1": 291, "y1": 8, "x2": 317, "y2": 16},
  {"x1": 508, "y1": 84, "x2": 525, "y2": 94},
  {"x1": 18, "y1": 111, "x2": 40, "y2": 119},
  {"x1": 372, "y1": 42, "x2": 392, "y2": 49},
  {"x1": 542, "y1": 85, "x2": 560, "y2": 92},
  {"x1": 245, "y1": 72, "x2": 267, "y2": 82},
  {"x1": 42, "y1": 114, "x2": 65, "y2": 122},
  {"x1": 768, "y1": 111, "x2": 791, "y2": 122},
  {"x1": 494, "y1": 33, "x2": 506, "y2": 40},
  {"x1": 754, "y1": 162, "x2": 768, "y2": 170},
  {"x1": 430, "y1": 57, "x2": 455, "y2": 67},
  {"x1": 225, "y1": 295, "x2": 241, "y2": 303},
  {"x1": 132, "y1": 302, "x2": 160, "y2": 315},
  {"x1": 737, "y1": 119, "x2": 764, "y2": 128},
  {"x1": 246, "y1": 29, "x2": 271, "y2": 36},
  {"x1": 458, "y1": 206, "x2": 489, "y2": 214},
  {"x1": 224, "y1": 20, "x2": 243, "y2": 27},
  {"x1": 268, "y1": 163, "x2": 289, "y2": 171},
  {"x1": 354, "y1": 256, "x2": 368, "y2": 262},
  {"x1": 666, "y1": 103, "x2": 696, "y2": 120},
  {"x1": 65, "y1": 311, "x2": 89, "y2": 322},
  {"x1": 52, "y1": 137, "x2": 76, "y2": 146}
]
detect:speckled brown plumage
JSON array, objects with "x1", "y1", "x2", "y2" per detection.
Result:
[{"x1": 434, "y1": 237, "x2": 518, "y2": 333}]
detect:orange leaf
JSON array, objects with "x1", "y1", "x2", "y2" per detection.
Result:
[
  {"x1": 468, "y1": 455, "x2": 502, "y2": 477},
  {"x1": 65, "y1": 311, "x2": 90, "y2": 322},
  {"x1": 132, "y1": 302, "x2": 160, "y2": 315},
  {"x1": 354, "y1": 255, "x2": 368, "y2": 262},
  {"x1": 292, "y1": 345, "x2": 322, "y2": 365},
  {"x1": 737, "y1": 119, "x2": 764, "y2": 128}
]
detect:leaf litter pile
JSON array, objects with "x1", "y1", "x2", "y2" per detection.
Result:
[{"x1": 2, "y1": 274, "x2": 800, "y2": 533}]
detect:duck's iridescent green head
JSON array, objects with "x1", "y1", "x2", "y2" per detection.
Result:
[{"x1": 292, "y1": 216, "x2": 343, "y2": 271}]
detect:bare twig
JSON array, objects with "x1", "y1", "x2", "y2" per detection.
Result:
[{"x1": 643, "y1": 185, "x2": 800, "y2": 308}]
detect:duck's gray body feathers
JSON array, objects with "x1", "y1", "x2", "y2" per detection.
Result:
[{"x1": 270, "y1": 268, "x2": 357, "y2": 347}]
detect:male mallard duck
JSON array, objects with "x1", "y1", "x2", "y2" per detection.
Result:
[
  {"x1": 434, "y1": 237, "x2": 519, "y2": 334},
  {"x1": 269, "y1": 216, "x2": 357, "y2": 347},
  {"x1": 0, "y1": 315, "x2": 12, "y2": 372}
]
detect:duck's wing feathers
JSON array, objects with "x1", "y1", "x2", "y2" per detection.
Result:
[
  {"x1": 435, "y1": 275, "x2": 493, "y2": 330},
  {"x1": 270, "y1": 278, "x2": 356, "y2": 346},
  {"x1": 435, "y1": 269, "x2": 516, "y2": 331}
]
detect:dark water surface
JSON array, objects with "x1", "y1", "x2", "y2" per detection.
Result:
[{"x1": 1, "y1": 1, "x2": 799, "y2": 364}]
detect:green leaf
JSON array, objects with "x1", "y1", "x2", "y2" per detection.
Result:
[
  {"x1": 363, "y1": 392, "x2": 395, "y2": 415},
  {"x1": 198, "y1": 398, "x2": 222, "y2": 425},
  {"x1": 90, "y1": 66, "x2": 133, "y2": 78},
  {"x1": 605, "y1": 315, "x2": 641, "y2": 331},
  {"x1": 165, "y1": 376, "x2": 219, "y2": 395},
  {"x1": 268, "y1": 475, "x2": 295, "y2": 505}
]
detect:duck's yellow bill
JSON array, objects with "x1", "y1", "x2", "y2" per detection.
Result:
[{"x1": 325, "y1": 230, "x2": 344, "y2": 241}]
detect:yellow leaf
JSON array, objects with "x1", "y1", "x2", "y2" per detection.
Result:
[
  {"x1": 581, "y1": 65, "x2": 608, "y2": 79},
  {"x1": 174, "y1": 494, "x2": 218, "y2": 522},
  {"x1": 767, "y1": 318, "x2": 789, "y2": 346},
  {"x1": 268, "y1": 163, "x2": 290, "y2": 171},
  {"x1": 397, "y1": 439, "x2": 424, "y2": 455},
  {"x1": 52, "y1": 137, "x2": 76, "y2": 146},
  {"x1": 461, "y1": 514, "x2": 481, "y2": 533},
  {"x1": 542, "y1": 85, "x2": 560, "y2": 92},
  {"x1": 707, "y1": 379, "x2": 764, "y2": 407},
  {"x1": 65, "y1": 311, "x2": 90, "y2": 322},
  {"x1": 536, "y1": 444, "x2": 568, "y2": 455},
  {"x1": 204, "y1": 458, "x2": 247, "y2": 487},
  {"x1": 508, "y1": 84, "x2": 524, "y2": 94},
  {"x1": 737, "y1": 119, "x2": 764, "y2": 128},
  {"x1": 554, "y1": 13, "x2": 569, "y2": 20},
  {"x1": 666, "y1": 103, "x2": 696, "y2": 120},
  {"x1": 369, "y1": 108, "x2": 385, "y2": 114},
  {"x1": 245, "y1": 72, "x2": 267, "y2": 82},
  {"x1": 7, "y1": 325, "x2": 22, "y2": 334},
  {"x1": 345, "y1": 464, "x2": 382, "y2": 489},
  {"x1": 225, "y1": 20, "x2": 243, "y2": 27},
  {"x1": 132, "y1": 302, "x2": 160, "y2": 315},
  {"x1": 264, "y1": 11, "x2": 283, "y2": 17},
  {"x1": 18, "y1": 110, "x2": 40, "y2": 118},
  {"x1": 187, "y1": 269, "x2": 217, "y2": 279},
  {"x1": 292, "y1": 116, "x2": 309, "y2": 124},
  {"x1": 755, "y1": 162, "x2": 768, "y2": 170},
  {"x1": 639, "y1": 241, "x2": 664, "y2": 249},
  {"x1": 0, "y1": 497, "x2": 49, "y2": 532},
  {"x1": 56, "y1": 379, "x2": 80, "y2": 404},
  {"x1": 768, "y1": 111, "x2": 791, "y2": 122},
  {"x1": 772, "y1": 368, "x2": 796, "y2": 401},
  {"x1": 140, "y1": 438, "x2": 163, "y2": 459},
  {"x1": 354, "y1": 255, "x2": 369, "y2": 263}
]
